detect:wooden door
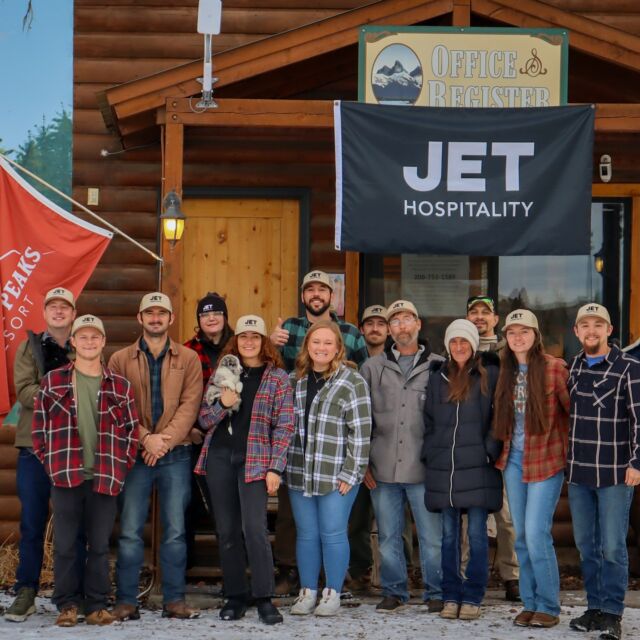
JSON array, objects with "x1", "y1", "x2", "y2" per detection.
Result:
[{"x1": 179, "y1": 198, "x2": 300, "y2": 340}]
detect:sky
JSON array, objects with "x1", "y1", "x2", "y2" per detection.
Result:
[{"x1": 0, "y1": 0, "x2": 73, "y2": 153}]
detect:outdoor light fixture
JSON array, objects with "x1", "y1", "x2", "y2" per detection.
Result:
[
  {"x1": 593, "y1": 248, "x2": 604, "y2": 274},
  {"x1": 160, "y1": 191, "x2": 186, "y2": 246}
]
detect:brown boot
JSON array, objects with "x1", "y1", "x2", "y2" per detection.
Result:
[
  {"x1": 56, "y1": 605, "x2": 78, "y2": 627},
  {"x1": 86, "y1": 609, "x2": 117, "y2": 625},
  {"x1": 529, "y1": 612, "x2": 560, "y2": 628},
  {"x1": 162, "y1": 601, "x2": 200, "y2": 619},
  {"x1": 112, "y1": 602, "x2": 140, "y2": 621}
]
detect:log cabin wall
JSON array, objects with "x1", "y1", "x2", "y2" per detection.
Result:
[
  {"x1": 0, "y1": 0, "x2": 633, "y2": 549},
  {"x1": 73, "y1": 0, "x2": 364, "y2": 360}
]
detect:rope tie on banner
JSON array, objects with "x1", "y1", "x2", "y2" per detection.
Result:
[{"x1": 0, "y1": 153, "x2": 163, "y2": 264}]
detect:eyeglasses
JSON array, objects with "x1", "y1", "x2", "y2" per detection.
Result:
[
  {"x1": 389, "y1": 316, "x2": 416, "y2": 328},
  {"x1": 199, "y1": 311, "x2": 224, "y2": 319}
]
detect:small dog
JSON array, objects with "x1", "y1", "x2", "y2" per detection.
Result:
[{"x1": 205, "y1": 354, "x2": 243, "y2": 413}]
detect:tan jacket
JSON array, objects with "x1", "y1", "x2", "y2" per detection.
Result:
[{"x1": 108, "y1": 337, "x2": 202, "y2": 448}]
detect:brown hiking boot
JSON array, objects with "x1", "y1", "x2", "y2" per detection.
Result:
[
  {"x1": 56, "y1": 605, "x2": 78, "y2": 627},
  {"x1": 86, "y1": 609, "x2": 117, "y2": 625},
  {"x1": 161, "y1": 601, "x2": 200, "y2": 619},
  {"x1": 112, "y1": 602, "x2": 140, "y2": 621}
]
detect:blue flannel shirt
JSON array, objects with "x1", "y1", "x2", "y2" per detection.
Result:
[
  {"x1": 280, "y1": 312, "x2": 368, "y2": 372},
  {"x1": 567, "y1": 344, "x2": 640, "y2": 487},
  {"x1": 139, "y1": 338, "x2": 170, "y2": 428}
]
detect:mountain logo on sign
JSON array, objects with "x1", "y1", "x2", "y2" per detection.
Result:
[{"x1": 371, "y1": 43, "x2": 423, "y2": 105}]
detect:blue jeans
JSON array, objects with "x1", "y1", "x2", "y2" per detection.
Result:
[
  {"x1": 441, "y1": 506, "x2": 488, "y2": 606},
  {"x1": 116, "y1": 446, "x2": 191, "y2": 605},
  {"x1": 15, "y1": 449, "x2": 52, "y2": 591},
  {"x1": 568, "y1": 482, "x2": 634, "y2": 616},
  {"x1": 371, "y1": 481, "x2": 442, "y2": 602},
  {"x1": 289, "y1": 487, "x2": 358, "y2": 592},
  {"x1": 504, "y1": 448, "x2": 563, "y2": 616}
]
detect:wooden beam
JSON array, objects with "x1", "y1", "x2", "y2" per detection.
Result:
[
  {"x1": 345, "y1": 251, "x2": 360, "y2": 326},
  {"x1": 163, "y1": 98, "x2": 335, "y2": 127},
  {"x1": 452, "y1": 0, "x2": 471, "y2": 27},
  {"x1": 158, "y1": 99, "x2": 640, "y2": 132},
  {"x1": 631, "y1": 196, "x2": 640, "y2": 343},
  {"x1": 101, "y1": 0, "x2": 454, "y2": 132},
  {"x1": 471, "y1": 0, "x2": 640, "y2": 70},
  {"x1": 160, "y1": 122, "x2": 184, "y2": 343}
]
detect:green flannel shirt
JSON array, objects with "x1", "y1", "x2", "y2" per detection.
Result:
[
  {"x1": 286, "y1": 364, "x2": 371, "y2": 496},
  {"x1": 280, "y1": 312, "x2": 368, "y2": 372}
]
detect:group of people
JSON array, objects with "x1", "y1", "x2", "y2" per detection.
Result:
[{"x1": 3, "y1": 270, "x2": 639, "y2": 640}]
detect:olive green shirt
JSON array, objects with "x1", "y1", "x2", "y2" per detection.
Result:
[{"x1": 75, "y1": 370, "x2": 101, "y2": 479}]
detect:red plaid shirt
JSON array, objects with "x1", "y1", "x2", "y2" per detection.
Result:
[
  {"x1": 496, "y1": 355, "x2": 570, "y2": 482},
  {"x1": 195, "y1": 363, "x2": 294, "y2": 482},
  {"x1": 33, "y1": 363, "x2": 139, "y2": 496}
]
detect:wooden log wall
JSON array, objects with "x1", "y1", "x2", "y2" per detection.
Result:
[
  {"x1": 73, "y1": 1, "x2": 365, "y2": 359},
  {"x1": 21, "y1": 0, "x2": 626, "y2": 556}
]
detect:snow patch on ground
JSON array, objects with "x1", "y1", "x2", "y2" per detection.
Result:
[{"x1": 1, "y1": 592, "x2": 639, "y2": 639}]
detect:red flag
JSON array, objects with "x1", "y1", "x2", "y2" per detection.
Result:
[{"x1": 0, "y1": 158, "x2": 112, "y2": 409}]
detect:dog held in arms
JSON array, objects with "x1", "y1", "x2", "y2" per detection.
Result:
[{"x1": 205, "y1": 354, "x2": 243, "y2": 433}]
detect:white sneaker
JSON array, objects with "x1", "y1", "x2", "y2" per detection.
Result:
[
  {"x1": 314, "y1": 588, "x2": 340, "y2": 617},
  {"x1": 290, "y1": 588, "x2": 317, "y2": 615}
]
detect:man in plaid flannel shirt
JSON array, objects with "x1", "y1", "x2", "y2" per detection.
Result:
[
  {"x1": 269, "y1": 269, "x2": 368, "y2": 594},
  {"x1": 33, "y1": 315, "x2": 138, "y2": 627},
  {"x1": 566, "y1": 303, "x2": 640, "y2": 640}
]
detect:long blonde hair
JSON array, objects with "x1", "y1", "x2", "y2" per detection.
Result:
[{"x1": 295, "y1": 320, "x2": 345, "y2": 380}]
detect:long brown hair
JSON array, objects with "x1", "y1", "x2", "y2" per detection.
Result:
[
  {"x1": 219, "y1": 333, "x2": 284, "y2": 369},
  {"x1": 447, "y1": 354, "x2": 489, "y2": 403},
  {"x1": 295, "y1": 320, "x2": 345, "y2": 380},
  {"x1": 492, "y1": 330, "x2": 548, "y2": 440}
]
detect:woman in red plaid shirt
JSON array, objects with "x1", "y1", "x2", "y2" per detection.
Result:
[
  {"x1": 493, "y1": 309, "x2": 570, "y2": 630},
  {"x1": 196, "y1": 315, "x2": 294, "y2": 626}
]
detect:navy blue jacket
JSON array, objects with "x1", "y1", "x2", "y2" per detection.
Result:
[{"x1": 422, "y1": 355, "x2": 502, "y2": 513}]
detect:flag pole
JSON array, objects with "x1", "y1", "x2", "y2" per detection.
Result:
[{"x1": 0, "y1": 153, "x2": 163, "y2": 264}]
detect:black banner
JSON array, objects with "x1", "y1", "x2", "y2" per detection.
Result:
[{"x1": 334, "y1": 102, "x2": 594, "y2": 255}]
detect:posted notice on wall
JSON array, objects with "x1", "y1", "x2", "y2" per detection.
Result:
[{"x1": 401, "y1": 255, "x2": 470, "y2": 317}]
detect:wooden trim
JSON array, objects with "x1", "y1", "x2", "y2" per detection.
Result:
[
  {"x1": 630, "y1": 196, "x2": 640, "y2": 343},
  {"x1": 471, "y1": 0, "x2": 640, "y2": 71},
  {"x1": 101, "y1": 0, "x2": 454, "y2": 133},
  {"x1": 345, "y1": 251, "x2": 359, "y2": 326},
  {"x1": 157, "y1": 99, "x2": 640, "y2": 132},
  {"x1": 590, "y1": 183, "x2": 639, "y2": 343},
  {"x1": 592, "y1": 184, "x2": 640, "y2": 197},
  {"x1": 160, "y1": 122, "x2": 184, "y2": 342},
  {"x1": 452, "y1": 0, "x2": 471, "y2": 27},
  {"x1": 101, "y1": 0, "x2": 640, "y2": 139},
  {"x1": 163, "y1": 98, "x2": 334, "y2": 127}
]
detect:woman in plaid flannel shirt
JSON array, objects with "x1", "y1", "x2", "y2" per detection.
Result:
[
  {"x1": 196, "y1": 315, "x2": 294, "y2": 626},
  {"x1": 493, "y1": 309, "x2": 570, "y2": 629},
  {"x1": 286, "y1": 320, "x2": 371, "y2": 618}
]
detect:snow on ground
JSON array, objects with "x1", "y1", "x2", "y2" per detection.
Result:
[{"x1": 1, "y1": 591, "x2": 640, "y2": 640}]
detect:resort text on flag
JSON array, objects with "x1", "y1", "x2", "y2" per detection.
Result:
[{"x1": 0, "y1": 157, "x2": 112, "y2": 412}]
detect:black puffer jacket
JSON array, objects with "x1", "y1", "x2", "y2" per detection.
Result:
[{"x1": 422, "y1": 353, "x2": 503, "y2": 513}]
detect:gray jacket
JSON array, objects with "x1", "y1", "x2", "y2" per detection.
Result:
[{"x1": 360, "y1": 344, "x2": 444, "y2": 484}]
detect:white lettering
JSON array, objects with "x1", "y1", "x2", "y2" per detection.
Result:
[
  {"x1": 448, "y1": 142, "x2": 487, "y2": 192},
  {"x1": 491, "y1": 142, "x2": 535, "y2": 191}
]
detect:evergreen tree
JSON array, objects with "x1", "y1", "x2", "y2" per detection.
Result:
[{"x1": 15, "y1": 107, "x2": 72, "y2": 210}]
